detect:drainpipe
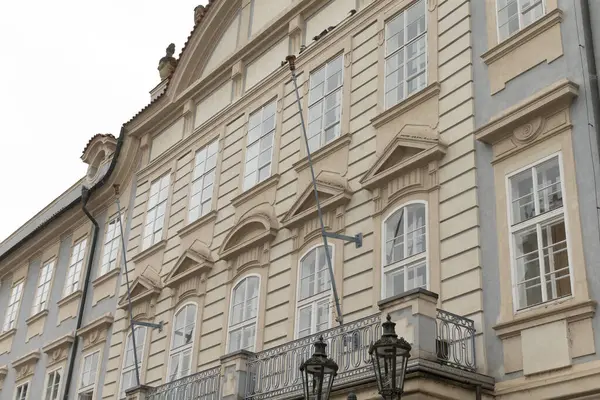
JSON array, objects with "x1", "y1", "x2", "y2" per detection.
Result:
[{"x1": 62, "y1": 187, "x2": 99, "y2": 400}]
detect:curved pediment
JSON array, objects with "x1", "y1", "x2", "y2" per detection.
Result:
[
  {"x1": 220, "y1": 212, "x2": 278, "y2": 261},
  {"x1": 168, "y1": 0, "x2": 241, "y2": 98}
]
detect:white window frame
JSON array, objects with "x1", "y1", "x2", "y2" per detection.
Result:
[
  {"x1": 64, "y1": 237, "x2": 88, "y2": 296},
  {"x1": 188, "y1": 141, "x2": 219, "y2": 223},
  {"x1": 168, "y1": 303, "x2": 197, "y2": 382},
  {"x1": 32, "y1": 258, "x2": 55, "y2": 315},
  {"x1": 243, "y1": 100, "x2": 276, "y2": 191},
  {"x1": 381, "y1": 201, "x2": 428, "y2": 300},
  {"x1": 119, "y1": 326, "x2": 147, "y2": 399},
  {"x1": 79, "y1": 350, "x2": 100, "y2": 395},
  {"x1": 43, "y1": 367, "x2": 63, "y2": 400},
  {"x1": 142, "y1": 173, "x2": 171, "y2": 250},
  {"x1": 496, "y1": 0, "x2": 546, "y2": 42},
  {"x1": 295, "y1": 245, "x2": 334, "y2": 339},
  {"x1": 306, "y1": 54, "x2": 344, "y2": 153},
  {"x1": 3, "y1": 280, "x2": 24, "y2": 332},
  {"x1": 506, "y1": 152, "x2": 574, "y2": 313},
  {"x1": 384, "y1": 0, "x2": 428, "y2": 109},
  {"x1": 14, "y1": 381, "x2": 30, "y2": 400},
  {"x1": 100, "y1": 213, "x2": 123, "y2": 276},
  {"x1": 227, "y1": 275, "x2": 261, "y2": 353}
]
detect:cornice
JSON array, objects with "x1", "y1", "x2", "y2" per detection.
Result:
[
  {"x1": 77, "y1": 314, "x2": 114, "y2": 338},
  {"x1": 482, "y1": 9, "x2": 563, "y2": 65},
  {"x1": 475, "y1": 79, "x2": 579, "y2": 144},
  {"x1": 42, "y1": 333, "x2": 75, "y2": 355},
  {"x1": 11, "y1": 350, "x2": 40, "y2": 370},
  {"x1": 118, "y1": 276, "x2": 161, "y2": 309}
]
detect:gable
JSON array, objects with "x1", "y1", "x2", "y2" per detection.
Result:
[
  {"x1": 200, "y1": 11, "x2": 241, "y2": 80},
  {"x1": 249, "y1": 0, "x2": 292, "y2": 37},
  {"x1": 361, "y1": 130, "x2": 448, "y2": 190}
]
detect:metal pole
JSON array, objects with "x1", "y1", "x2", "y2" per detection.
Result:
[
  {"x1": 286, "y1": 55, "x2": 343, "y2": 325},
  {"x1": 114, "y1": 185, "x2": 141, "y2": 388}
]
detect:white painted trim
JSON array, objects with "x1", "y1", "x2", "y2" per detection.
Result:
[
  {"x1": 495, "y1": 0, "x2": 547, "y2": 43},
  {"x1": 226, "y1": 274, "x2": 262, "y2": 353},
  {"x1": 118, "y1": 326, "x2": 147, "y2": 399},
  {"x1": 42, "y1": 367, "x2": 64, "y2": 400},
  {"x1": 167, "y1": 302, "x2": 198, "y2": 382}
]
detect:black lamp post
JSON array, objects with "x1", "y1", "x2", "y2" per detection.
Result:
[
  {"x1": 300, "y1": 336, "x2": 339, "y2": 400},
  {"x1": 369, "y1": 315, "x2": 412, "y2": 400}
]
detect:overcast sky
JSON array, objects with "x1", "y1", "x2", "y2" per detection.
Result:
[{"x1": 0, "y1": 0, "x2": 208, "y2": 242}]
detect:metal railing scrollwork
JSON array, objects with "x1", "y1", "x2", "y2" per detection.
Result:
[
  {"x1": 435, "y1": 309, "x2": 476, "y2": 371},
  {"x1": 146, "y1": 366, "x2": 220, "y2": 400}
]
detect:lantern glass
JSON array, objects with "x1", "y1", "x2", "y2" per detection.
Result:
[
  {"x1": 369, "y1": 315, "x2": 411, "y2": 399},
  {"x1": 300, "y1": 337, "x2": 338, "y2": 400}
]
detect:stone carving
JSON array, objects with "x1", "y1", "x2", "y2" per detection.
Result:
[
  {"x1": 344, "y1": 52, "x2": 352, "y2": 68},
  {"x1": 77, "y1": 315, "x2": 114, "y2": 351},
  {"x1": 513, "y1": 116, "x2": 543, "y2": 144},
  {"x1": 158, "y1": 43, "x2": 178, "y2": 81},
  {"x1": 378, "y1": 29, "x2": 385, "y2": 46},
  {"x1": 194, "y1": 5, "x2": 205, "y2": 25}
]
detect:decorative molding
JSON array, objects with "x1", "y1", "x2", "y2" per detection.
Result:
[
  {"x1": 428, "y1": 0, "x2": 438, "y2": 11},
  {"x1": 42, "y1": 333, "x2": 75, "y2": 367},
  {"x1": 482, "y1": 9, "x2": 563, "y2": 65},
  {"x1": 11, "y1": 350, "x2": 40, "y2": 382},
  {"x1": 77, "y1": 313, "x2": 114, "y2": 351},
  {"x1": 92, "y1": 267, "x2": 120, "y2": 288},
  {"x1": 0, "y1": 365, "x2": 6, "y2": 390},
  {"x1": 512, "y1": 116, "x2": 543, "y2": 144},
  {"x1": 231, "y1": 174, "x2": 280, "y2": 208},
  {"x1": 177, "y1": 210, "x2": 217, "y2": 238},
  {"x1": 25, "y1": 309, "x2": 49, "y2": 326},
  {"x1": 131, "y1": 239, "x2": 167, "y2": 265},
  {"x1": 118, "y1": 275, "x2": 162, "y2": 318},
  {"x1": 493, "y1": 299, "x2": 596, "y2": 339},
  {"x1": 371, "y1": 83, "x2": 440, "y2": 129},
  {"x1": 57, "y1": 290, "x2": 83, "y2": 308},
  {"x1": 293, "y1": 132, "x2": 352, "y2": 172},
  {"x1": 220, "y1": 213, "x2": 278, "y2": 261},
  {"x1": 344, "y1": 52, "x2": 352, "y2": 68},
  {"x1": 165, "y1": 240, "x2": 214, "y2": 304},
  {"x1": 475, "y1": 79, "x2": 578, "y2": 145},
  {"x1": 377, "y1": 29, "x2": 384, "y2": 46}
]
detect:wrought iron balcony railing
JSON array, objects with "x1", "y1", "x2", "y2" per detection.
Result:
[
  {"x1": 245, "y1": 314, "x2": 381, "y2": 400},
  {"x1": 435, "y1": 309, "x2": 477, "y2": 371},
  {"x1": 145, "y1": 366, "x2": 220, "y2": 400}
]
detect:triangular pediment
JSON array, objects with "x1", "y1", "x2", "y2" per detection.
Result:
[
  {"x1": 118, "y1": 275, "x2": 161, "y2": 309},
  {"x1": 168, "y1": 1, "x2": 241, "y2": 98},
  {"x1": 165, "y1": 240, "x2": 214, "y2": 288},
  {"x1": 282, "y1": 174, "x2": 352, "y2": 229},
  {"x1": 361, "y1": 128, "x2": 447, "y2": 190}
]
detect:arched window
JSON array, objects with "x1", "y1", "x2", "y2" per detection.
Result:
[
  {"x1": 228, "y1": 276, "x2": 260, "y2": 352},
  {"x1": 120, "y1": 326, "x2": 146, "y2": 398},
  {"x1": 168, "y1": 303, "x2": 197, "y2": 381},
  {"x1": 383, "y1": 203, "x2": 427, "y2": 298},
  {"x1": 296, "y1": 246, "x2": 333, "y2": 338}
]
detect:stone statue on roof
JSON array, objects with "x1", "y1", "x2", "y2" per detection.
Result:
[{"x1": 158, "y1": 43, "x2": 178, "y2": 81}]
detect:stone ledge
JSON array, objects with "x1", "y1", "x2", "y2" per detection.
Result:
[
  {"x1": 231, "y1": 174, "x2": 280, "y2": 208},
  {"x1": 378, "y1": 288, "x2": 439, "y2": 310},
  {"x1": 292, "y1": 132, "x2": 352, "y2": 172},
  {"x1": 131, "y1": 239, "x2": 167, "y2": 264},
  {"x1": 177, "y1": 210, "x2": 217, "y2": 239},
  {"x1": 371, "y1": 82, "x2": 440, "y2": 129},
  {"x1": 0, "y1": 328, "x2": 16, "y2": 343},
  {"x1": 493, "y1": 299, "x2": 596, "y2": 339},
  {"x1": 57, "y1": 289, "x2": 83, "y2": 308},
  {"x1": 482, "y1": 9, "x2": 563, "y2": 65},
  {"x1": 92, "y1": 267, "x2": 120, "y2": 288},
  {"x1": 25, "y1": 309, "x2": 49, "y2": 326}
]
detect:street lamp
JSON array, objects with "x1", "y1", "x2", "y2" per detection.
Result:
[
  {"x1": 300, "y1": 336, "x2": 339, "y2": 400},
  {"x1": 369, "y1": 315, "x2": 412, "y2": 400}
]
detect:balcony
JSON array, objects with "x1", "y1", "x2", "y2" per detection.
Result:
[{"x1": 142, "y1": 308, "x2": 478, "y2": 400}]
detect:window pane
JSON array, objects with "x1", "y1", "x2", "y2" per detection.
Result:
[
  {"x1": 541, "y1": 219, "x2": 571, "y2": 300},
  {"x1": 229, "y1": 328, "x2": 242, "y2": 352},
  {"x1": 536, "y1": 157, "x2": 562, "y2": 214},
  {"x1": 511, "y1": 168, "x2": 535, "y2": 224},
  {"x1": 386, "y1": 268, "x2": 404, "y2": 297},
  {"x1": 242, "y1": 325, "x2": 256, "y2": 351},
  {"x1": 316, "y1": 301, "x2": 329, "y2": 333},
  {"x1": 299, "y1": 307, "x2": 312, "y2": 338},
  {"x1": 514, "y1": 227, "x2": 542, "y2": 308}
]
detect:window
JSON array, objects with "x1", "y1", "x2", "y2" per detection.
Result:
[
  {"x1": 45, "y1": 369, "x2": 62, "y2": 400},
  {"x1": 243, "y1": 102, "x2": 276, "y2": 190},
  {"x1": 385, "y1": 0, "x2": 427, "y2": 109},
  {"x1": 3, "y1": 281, "x2": 24, "y2": 331},
  {"x1": 100, "y1": 214, "x2": 122, "y2": 275},
  {"x1": 14, "y1": 382, "x2": 29, "y2": 400},
  {"x1": 228, "y1": 276, "x2": 259, "y2": 352},
  {"x1": 297, "y1": 246, "x2": 333, "y2": 338},
  {"x1": 383, "y1": 203, "x2": 427, "y2": 298},
  {"x1": 64, "y1": 238, "x2": 88, "y2": 296},
  {"x1": 120, "y1": 326, "x2": 146, "y2": 398},
  {"x1": 32, "y1": 259, "x2": 55, "y2": 315},
  {"x1": 497, "y1": 0, "x2": 545, "y2": 41},
  {"x1": 188, "y1": 142, "x2": 218, "y2": 222},
  {"x1": 80, "y1": 351, "x2": 99, "y2": 394},
  {"x1": 508, "y1": 156, "x2": 571, "y2": 310},
  {"x1": 168, "y1": 304, "x2": 197, "y2": 381},
  {"x1": 307, "y1": 55, "x2": 343, "y2": 153},
  {"x1": 142, "y1": 174, "x2": 171, "y2": 250}
]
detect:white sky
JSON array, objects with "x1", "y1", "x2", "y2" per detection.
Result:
[{"x1": 0, "y1": 0, "x2": 208, "y2": 242}]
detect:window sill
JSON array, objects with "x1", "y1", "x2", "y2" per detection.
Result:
[
  {"x1": 371, "y1": 82, "x2": 440, "y2": 129},
  {"x1": 25, "y1": 309, "x2": 49, "y2": 326},
  {"x1": 92, "y1": 268, "x2": 120, "y2": 288},
  {"x1": 482, "y1": 9, "x2": 563, "y2": 65},
  {"x1": 231, "y1": 174, "x2": 280, "y2": 208},
  {"x1": 177, "y1": 210, "x2": 218, "y2": 239},
  {"x1": 131, "y1": 239, "x2": 167, "y2": 264},
  {"x1": 293, "y1": 132, "x2": 352, "y2": 172},
  {"x1": 493, "y1": 298, "x2": 596, "y2": 339},
  {"x1": 57, "y1": 290, "x2": 83, "y2": 308},
  {"x1": 0, "y1": 328, "x2": 16, "y2": 343}
]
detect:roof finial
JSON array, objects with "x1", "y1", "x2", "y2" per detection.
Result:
[
  {"x1": 158, "y1": 43, "x2": 177, "y2": 81},
  {"x1": 194, "y1": 5, "x2": 205, "y2": 25}
]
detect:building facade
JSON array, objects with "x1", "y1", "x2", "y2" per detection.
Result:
[{"x1": 2, "y1": 0, "x2": 600, "y2": 399}]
